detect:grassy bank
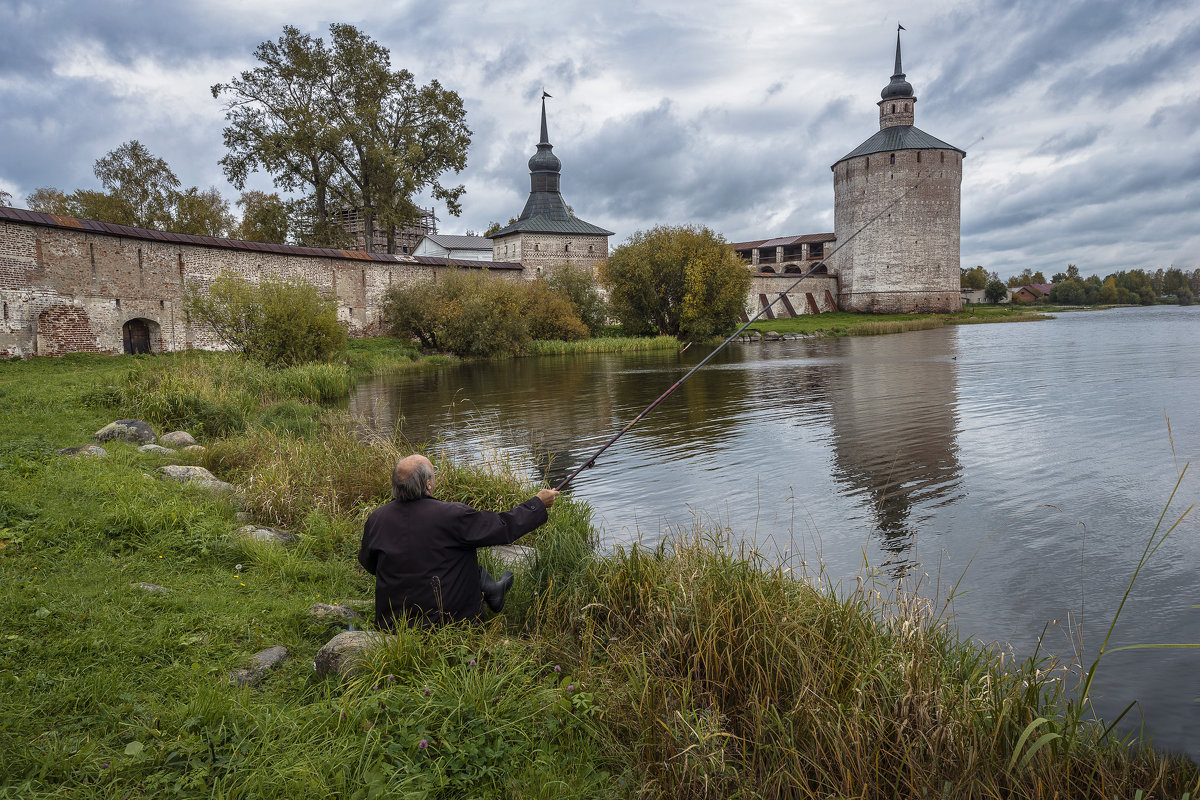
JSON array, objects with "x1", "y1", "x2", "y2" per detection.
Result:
[
  {"x1": 1, "y1": 353, "x2": 1197, "y2": 798},
  {"x1": 748, "y1": 306, "x2": 1051, "y2": 337}
]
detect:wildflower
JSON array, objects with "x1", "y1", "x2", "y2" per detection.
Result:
[
  {"x1": 423, "y1": 687, "x2": 431, "y2": 696},
  {"x1": 468, "y1": 659, "x2": 476, "y2": 667},
  {"x1": 418, "y1": 738, "x2": 429, "y2": 749},
  {"x1": 553, "y1": 664, "x2": 561, "y2": 673},
  {"x1": 567, "y1": 684, "x2": 575, "y2": 693},
  {"x1": 235, "y1": 564, "x2": 243, "y2": 571},
  {"x1": 240, "y1": 583, "x2": 245, "y2": 587},
  {"x1": 386, "y1": 674, "x2": 395, "y2": 683},
  {"x1": 101, "y1": 763, "x2": 109, "y2": 769}
]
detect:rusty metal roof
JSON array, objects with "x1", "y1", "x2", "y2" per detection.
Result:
[
  {"x1": 0, "y1": 205, "x2": 523, "y2": 270},
  {"x1": 730, "y1": 233, "x2": 836, "y2": 250}
]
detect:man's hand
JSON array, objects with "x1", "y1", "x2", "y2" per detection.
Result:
[{"x1": 536, "y1": 488, "x2": 559, "y2": 509}]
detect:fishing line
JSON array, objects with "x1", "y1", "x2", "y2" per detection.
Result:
[{"x1": 554, "y1": 140, "x2": 981, "y2": 492}]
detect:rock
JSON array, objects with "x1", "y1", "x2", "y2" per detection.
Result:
[
  {"x1": 238, "y1": 525, "x2": 294, "y2": 545},
  {"x1": 132, "y1": 582, "x2": 170, "y2": 592},
  {"x1": 160, "y1": 431, "x2": 197, "y2": 448},
  {"x1": 488, "y1": 544, "x2": 537, "y2": 569},
  {"x1": 748, "y1": 332, "x2": 762, "y2": 342},
  {"x1": 182, "y1": 445, "x2": 206, "y2": 453},
  {"x1": 138, "y1": 444, "x2": 174, "y2": 455},
  {"x1": 314, "y1": 631, "x2": 388, "y2": 678},
  {"x1": 94, "y1": 420, "x2": 157, "y2": 445},
  {"x1": 159, "y1": 465, "x2": 233, "y2": 492},
  {"x1": 765, "y1": 331, "x2": 781, "y2": 341},
  {"x1": 307, "y1": 603, "x2": 364, "y2": 622},
  {"x1": 57, "y1": 444, "x2": 107, "y2": 458},
  {"x1": 228, "y1": 645, "x2": 288, "y2": 687}
]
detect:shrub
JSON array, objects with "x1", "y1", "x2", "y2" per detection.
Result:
[
  {"x1": 544, "y1": 264, "x2": 609, "y2": 335},
  {"x1": 523, "y1": 279, "x2": 588, "y2": 342},
  {"x1": 381, "y1": 279, "x2": 444, "y2": 350},
  {"x1": 1178, "y1": 286, "x2": 1193, "y2": 306},
  {"x1": 184, "y1": 270, "x2": 347, "y2": 366},
  {"x1": 600, "y1": 225, "x2": 750, "y2": 340}
]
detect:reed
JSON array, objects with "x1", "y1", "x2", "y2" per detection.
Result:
[
  {"x1": 847, "y1": 317, "x2": 946, "y2": 336},
  {"x1": 523, "y1": 335, "x2": 680, "y2": 356}
]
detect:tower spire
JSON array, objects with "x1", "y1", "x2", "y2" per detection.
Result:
[
  {"x1": 539, "y1": 90, "x2": 551, "y2": 145},
  {"x1": 894, "y1": 28, "x2": 904, "y2": 76}
]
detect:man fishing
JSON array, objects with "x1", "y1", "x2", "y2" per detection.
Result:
[{"x1": 358, "y1": 454, "x2": 559, "y2": 630}]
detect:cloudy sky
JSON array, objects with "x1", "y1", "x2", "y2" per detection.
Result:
[{"x1": 1, "y1": 0, "x2": 1197, "y2": 279}]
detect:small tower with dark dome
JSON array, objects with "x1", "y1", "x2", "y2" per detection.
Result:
[
  {"x1": 830, "y1": 29, "x2": 965, "y2": 313},
  {"x1": 488, "y1": 94, "x2": 613, "y2": 277}
]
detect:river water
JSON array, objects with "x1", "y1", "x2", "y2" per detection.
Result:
[{"x1": 350, "y1": 305, "x2": 1200, "y2": 756}]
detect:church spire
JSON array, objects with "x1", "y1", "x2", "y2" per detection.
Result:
[
  {"x1": 879, "y1": 26, "x2": 916, "y2": 129},
  {"x1": 539, "y1": 91, "x2": 550, "y2": 144}
]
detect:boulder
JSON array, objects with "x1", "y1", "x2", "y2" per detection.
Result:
[
  {"x1": 94, "y1": 420, "x2": 157, "y2": 445},
  {"x1": 238, "y1": 525, "x2": 294, "y2": 545},
  {"x1": 307, "y1": 602, "x2": 364, "y2": 622},
  {"x1": 748, "y1": 332, "x2": 762, "y2": 342},
  {"x1": 314, "y1": 631, "x2": 388, "y2": 678},
  {"x1": 488, "y1": 544, "x2": 537, "y2": 569},
  {"x1": 182, "y1": 445, "x2": 206, "y2": 454},
  {"x1": 57, "y1": 444, "x2": 107, "y2": 458},
  {"x1": 228, "y1": 645, "x2": 288, "y2": 687},
  {"x1": 138, "y1": 444, "x2": 174, "y2": 455},
  {"x1": 159, "y1": 465, "x2": 233, "y2": 492},
  {"x1": 160, "y1": 431, "x2": 197, "y2": 448},
  {"x1": 765, "y1": 331, "x2": 781, "y2": 341},
  {"x1": 132, "y1": 582, "x2": 170, "y2": 593}
]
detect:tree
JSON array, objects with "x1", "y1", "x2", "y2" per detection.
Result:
[
  {"x1": 1049, "y1": 278, "x2": 1086, "y2": 305},
  {"x1": 1177, "y1": 286, "x2": 1193, "y2": 306},
  {"x1": 185, "y1": 270, "x2": 346, "y2": 366},
  {"x1": 235, "y1": 190, "x2": 290, "y2": 243},
  {"x1": 93, "y1": 140, "x2": 181, "y2": 228},
  {"x1": 960, "y1": 265, "x2": 988, "y2": 290},
  {"x1": 173, "y1": 186, "x2": 235, "y2": 237},
  {"x1": 984, "y1": 280, "x2": 1007, "y2": 304},
  {"x1": 214, "y1": 23, "x2": 471, "y2": 253},
  {"x1": 0, "y1": 188, "x2": 11, "y2": 206},
  {"x1": 1005, "y1": 268, "x2": 1046, "y2": 288},
  {"x1": 601, "y1": 225, "x2": 750, "y2": 340},
  {"x1": 544, "y1": 263, "x2": 608, "y2": 335},
  {"x1": 25, "y1": 187, "x2": 73, "y2": 214}
]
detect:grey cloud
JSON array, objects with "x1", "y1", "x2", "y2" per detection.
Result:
[
  {"x1": 1046, "y1": 20, "x2": 1200, "y2": 104},
  {"x1": 1036, "y1": 125, "x2": 1106, "y2": 157}
]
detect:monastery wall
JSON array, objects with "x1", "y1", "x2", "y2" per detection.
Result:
[
  {"x1": 747, "y1": 274, "x2": 841, "y2": 318},
  {"x1": 0, "y1": 216, "x2": 520, "y2": 358}
]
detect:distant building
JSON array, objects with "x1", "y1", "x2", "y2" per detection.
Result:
[
  {"x1": 412, "y1": 234, "x2": 493, "y2": 261},
  {"x1": 1012, "y1": 283, "x2": 1053, "y2": 303},
  {"x1": 487, "y1": 96, "x2": 613, "y2": 275}
]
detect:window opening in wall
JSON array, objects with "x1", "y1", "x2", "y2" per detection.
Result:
[
  {"x1": 89, "y1": 242, "x2": 96, "y2": 279},
  {"x1": 115, "y1": 298, "x2": 121, "y2": 309},
  {"x1": 890, "y1": 153, "x2": 895, "y2": 165},
  {"x1": 160, "y1": 300, "x2": 165, "y2": 309},
  {"x1": 137, "y1": 248, "x2": 144, "y2": 288},
  {"x1": 534, "y1": 243, "x2": 539, "y2": 251},
  {"x1": 891, "y1": 104, "x2": 896, "y2": 113},
  {"x1": 865, "y1": 157, "x2": 869, "y2": 168},
  {"x1": 941, "y1": 152, "x2": 945, "y2": 164},
  {"x1": 588, "y1": 245, "x2": 594, "y2": 252},
  {"x1": 564, "y1": 244, "x2": 570, "y2": 252},
  {"x1": 916, "y1": 151, "x2": 921, "y2": 163},
  {"x1": 3, "y1": 302, "x2": 7, "y2": 321}
]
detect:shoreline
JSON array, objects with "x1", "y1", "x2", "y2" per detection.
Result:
[{"x1": 1, "y1": 349, "x2": 1197, "y2": 797}]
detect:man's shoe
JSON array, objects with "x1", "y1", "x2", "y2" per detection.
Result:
[{"x1": 482, "y1": 569, "x2": 514, "y2": 613}]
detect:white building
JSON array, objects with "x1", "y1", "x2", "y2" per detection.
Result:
[{"x1": 411, "y1": 234, "x2": 494, "y2": 261}]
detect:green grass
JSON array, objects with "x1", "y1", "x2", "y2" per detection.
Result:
[
  {"x1": 749, "y1": 306, "x2": 1051, "y2": 337},
  {"x1": 1, "y1": 353, "x2": 1197, "y2": 798},
  {"x1": 524, "y1": 335, "x2": 680, "y2": 356}
]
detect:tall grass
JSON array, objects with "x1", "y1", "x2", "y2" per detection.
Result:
[
  {"x1": 524, "y1": 335, "x2": 680, "y2": 356},
  {"x1": 847, "y1": 317, "x2": 946, "y2": 336}
]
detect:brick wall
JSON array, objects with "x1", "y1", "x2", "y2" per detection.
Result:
[
  {"x1": 0, "y1": 217, "x2": 526, "y2": 357},
  {"x1": 491, "y1": 232, "x2": 609, "y2": 277},
  {"x1": 831, "y1": 148, "x2": 962, "y2": 313}
]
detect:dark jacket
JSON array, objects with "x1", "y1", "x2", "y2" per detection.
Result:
[{"x1": 358, "y1": 495, "x2": 547, "y2": 629}]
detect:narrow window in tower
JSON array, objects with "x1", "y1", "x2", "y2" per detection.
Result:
[
  {"x1": 865, "y1": 157, "x2": 869, "y2": 168},
  {"x1": 916, "y1": 152, "x2": 921, "y2": 163},
  {"x1": 890, "y1": 153, "x2": 895, "y2": 165},
  {"x1": 940, "y1": 152, "x2": 945, "y2": 164},
  {"x1": 564, "y1": 244, "x2": 570, "y2": 252},
  {"x1": 891, "y1": 104, "x2": 896, "y2": 113}
]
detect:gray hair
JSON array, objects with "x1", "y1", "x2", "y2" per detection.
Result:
[{"x1": 392, "y1": 459, "x2": 434, "y2": 502}]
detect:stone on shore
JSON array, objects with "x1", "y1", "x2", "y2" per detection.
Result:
[
  {"x1": 138, "y1": 444, "x2": 174, "y2": 455},
  {"x1": 159, "y1": 465, "x2": 233, "y2": 492},
  {"x1": 307, "y1": 602, "x2": 364, "y2": 622},
  {"x1": 488, "y1": 544, "x2": 537, "y2": 569},
  {"x1": 315, "y1": 631, "x2": 388, "y2": 678},
  {"x1": 238, "y1": 525, "x2": 295, "y2": 545},
  {"x1": 57, "y1": 444, "x2": 107, "y2": 458},
  {"x1": 182, "y1": 445, "x2": 206, "y2": 453},
  {"x1": 228, "y1": 646, "x2": 288, "y2": 687},
  {"x1": 94, "y1": 420, "x2": 157, "y2": 445},
  {"x1": 765, "y1": 331, "x2": 781, "y2": 341},
  {"x1": 160, "y1": 431, "x2": 197, "y2": 448}
]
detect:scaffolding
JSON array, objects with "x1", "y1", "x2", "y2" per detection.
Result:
[{"x1": 333, "y1": 206, "x2": 438, "y2": 254}]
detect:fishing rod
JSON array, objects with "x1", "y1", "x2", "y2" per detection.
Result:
[{"x1": 552, "y1": 160, "x2": 962, "y2": 492}]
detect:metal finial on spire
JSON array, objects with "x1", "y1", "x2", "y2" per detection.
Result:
[{"x1": 894, "y1": 27, "x2": 905, "y2": 76}]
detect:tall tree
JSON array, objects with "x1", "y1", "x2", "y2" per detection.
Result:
[
  {"x1": 93, "y1": 140, "x2": 181, "y2": 228},
  {"x1": 0, "y1": 189, "x2": 12, "y2": 206},
  {"x1": 173, "y1": 186, "x2": 235, "y2": 236},
  {"x1": 213, "y1": 24, "x2": 471, "y2": 253},
  {"x1": 235, "y1": 190, "x2": 290, "y2": 243}
]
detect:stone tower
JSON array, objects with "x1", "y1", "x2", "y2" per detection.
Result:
[
  {"x1": 831, "y1": 30, "x2": 965, "y2": 313},
  {"x1": 488, "y1": 95, "x2": 613, "y2": 277}
]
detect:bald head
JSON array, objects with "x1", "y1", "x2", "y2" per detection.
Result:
[{"x1": 392, "y1": 454, "x2": 434, "y2": 502}]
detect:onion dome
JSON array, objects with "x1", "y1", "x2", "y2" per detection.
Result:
[{"x1": 880, "y1": 30, "x2": 914, "y2": 100}]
